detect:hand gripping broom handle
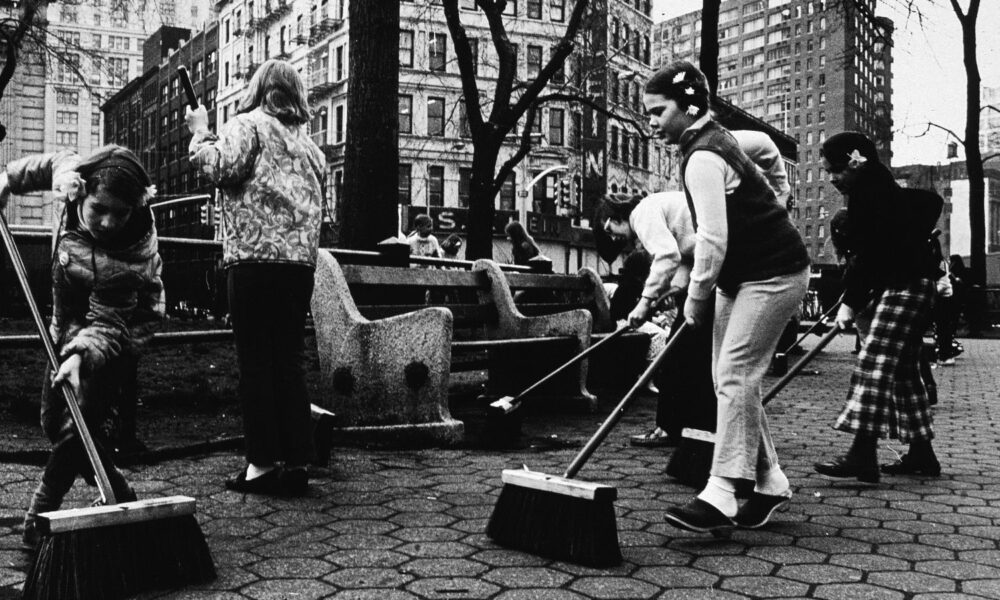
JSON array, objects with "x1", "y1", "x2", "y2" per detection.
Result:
[
  {"x1": 782, "y1": 293, "x2": 844, "y2": 355},
  {"x1": 763, "y1": 324, "x2": 841, "y2": 407},
  {"x1": 0, "y1": 214, "x2": 117, "y2": 504},
  {"x1": 564, "y1": 321, "x2": 690, "y2": 479},
  {"x1": 509, "y1": 287, "x2": 683, "y2": 406}
]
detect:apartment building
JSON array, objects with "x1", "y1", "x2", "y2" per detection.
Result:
[
  {"x1": 1, "y1": 0, "x2": 213, "y2": 226},
  {"x1": 654, "y1": 0, "x2": 894, "y2": 265},
  {"x1": 983, "y1": 85, "x2": 1000, "y2": 158}
]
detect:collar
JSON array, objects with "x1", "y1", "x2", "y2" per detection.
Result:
[{"x1": 678, "y1": 116, "x2": 715, "y2": 152}]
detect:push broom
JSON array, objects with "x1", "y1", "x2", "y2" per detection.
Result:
[
  {"x1": 771, "y1": 295, "x2": 843, "y2": 376},
  {"x1": 487, "y1": 289, "x2": 682, "y2": 429},
  {"x1": 0, "y1": 214, "x2": 215, "y2": 599},
  {"x1": 667, "y1": 324, "x2": 843, "y2": 488},
  {"x1": 486, "y1": 321, "x2": 689, "y2": 567}
]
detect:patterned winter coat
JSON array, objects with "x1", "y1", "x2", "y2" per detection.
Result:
[
  {"x1": 187, "y1": 107, "x2": 327, "y2": 267},
  {"x1": 4, "y1": 151, "x2": 166, "y2": 376}
]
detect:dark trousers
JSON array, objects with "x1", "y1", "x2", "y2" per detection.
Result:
[
  {"x1": 228, "y1": 263, "x2": 314, "y2": 467},
  {"x1": 655, "y1": 293, "x2": 717, "y2": 438}
]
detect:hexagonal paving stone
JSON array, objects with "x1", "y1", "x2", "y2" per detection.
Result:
[
  {"x1": 919, "y1": 533, "x2": 996, "y2": 551},
  {"x1": 634, "y1": 566, "x2": 718, "y2": 588},
  {"x1": 797, "y1": 535, "x2": 873, "y2": 554},
  {"x1": 240, "y1": 578, "x2": 336, "y2": 599},
  {"x1": 777, "y1": 563, "x2": 863, "y2": 584},
  {"x1": 812, "y1": 583, "x2": 905, "y2": 600},
  {"x1": 399, "y1": 558, "x2": 488, "y2": 578},
  {"x1": 962, "y1": 579, "x2": 1000, "y2": 598},
  {"x1": 719, "y1": 575, "x2": 809, "y2": 597},
  {"x1": 325, "y1": 519, "x2": 399, "y2": 535},
  {"x1": 494, "y1": 590, "x2": 587, "y2": 600},
  {"x1": 481, "y1": 566, "x2": 574, "y2": 587},
  {"x1": 867, "y1": 571, "x2": 956, "y2": 594},
  {"x1": 327, "y1": 591, "x2": 419, "y2": 600},
  {"x1": 322, "y1": 567, "x2": 414, "y2": 588},
  {"x1": 324, "y1": 549, "x2": 409, "y2": 568},
  {"x1": 247, "y1": 557, "x2": 332, "y2": 579},
  {"x1": 406, "y1": 576, "x2": 500, "y2": 599},
  {"x1": 328, "y1": 533, "x2": 403, "y2": 551},
  {"x1": 916, "y1": 559, "x2": 1000, "y2": 580},
  {"x1": 958, "y1": 549, "x2": 1000, "y2": 568},
  {"x1": 396, "y1": 541, "x2": 477, "y2": 558},
  {"x1": 746, "y1": 545, "x2": 828, "y2": 565},
  {"x1": 569, "y1": 575, "x2": 660, "y2": 599},
  {"x1": 691, "y1": 556, "x2": 773, "y2": 577},
  {"x1": 470, "y1": 549, "x2": 552, "y2": 567},
  {"x1": 829, "y1": 553, "x2": 910, "y2": 572},
  {"x1": 654, "y1": 590, "x2": 746, "y2": 600},
  {"x1": 840, "y1": 527, "x2": 914, "y2": 544}
]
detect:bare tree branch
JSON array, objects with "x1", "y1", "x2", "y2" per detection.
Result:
[{"x1": 442, "y1": 0, "x2": 485, "y2": 136}]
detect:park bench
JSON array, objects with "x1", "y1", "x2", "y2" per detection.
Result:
[{"x1": 309, "y1": 247, "x2": 646, "y2": 446}]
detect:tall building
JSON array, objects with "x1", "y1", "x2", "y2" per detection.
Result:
[
  {"x1": 1, "y1": 0, "x2": 215, "y2": 226},
  {"x1": 102, "y1": 23, "x2": 220, "y2": 237},
  {"x1": 654, "y1": 0, "x2": 895, "y2": 265}
]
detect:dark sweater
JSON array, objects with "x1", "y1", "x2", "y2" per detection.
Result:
[
  {"x1": 841, "y1": 163, "x2": 944, "y2": 309},
  {"x1": 680, "y1": 121, "x2": 810, "y2": 294}
]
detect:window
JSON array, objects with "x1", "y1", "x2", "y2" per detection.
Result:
[
  {"x1": 399, "y1": 95, "x2": 412, "y2": 134},
  {"x1": 502, "y1": 0, "x2": 516, "y2": 15},
  {"x1": 55, "y1": 131, "x2": 78, "y2": 146},
  {"x1": 551, "y1": 46, "x2": 563, "y2": 83},
  {"x1": 399, "y1": 164, "x2": 412, "y2": 204},
  {"x1": 60, "y1": 6, "x2": 78, "y2": 22},
  {"x1": 335, "y1": 105, "x2": 344, "y2": 142},
  {"x1": 550, "y1": 0, "x2": 564, "y2": 21},
  {"x1": 819, "y1": 92, "x2": 826, "y2": 104},
  {"x1": 429, "y1": 33, "x2": 447, "y2": 72},
  {"x1": 310, "y1": 110, "x2": 327, "y2": 145},
  {"x1": 428, "y1": 97, "x2": 445, "y2": 136},
  {"x1": 527, "y1": 45, "x2": 542, "y2": 79},
  {"x1": 621, "y1": 132, "x2": 630, "y2": 165},
  {"x1": 336, "y1": 45, "x2": 344, "y2": 80},
  {"x1": 57, "y1": 53, "x2": 80, "y2": 83},
  {"x1": 467, "y1": 38, "x2": 479, "y2": 75},
  {"x1": 427, "y1": 166, "x2": 444, "y2": 207},
  {"x1": 458, "y1": 167, "x2": 472, "y2": 207},
  {"x1": 400, "y1": 30, "x2": 414, "y2": 67},
  {"x1": 548, "y1": 108, "x2": 564, "y2": 146},
  {"x1": 610, "y1": 125, "x2": 618, "y2": 160},
  {"x1": 56, "y1": 111, "x2": 79, "y2": 125},
  {"x1": 527, "y1": 0, "x2": 541, "y2": 19},
  {"x1": 499, "y1": 172, "x2": 516, "y2": 210}
]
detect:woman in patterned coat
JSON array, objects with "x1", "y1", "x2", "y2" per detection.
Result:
[
  {"x1": 186, "y1": 59, "x2": 326, "y2": 497},
  {"x1": 814, "y1": 132, "x2": 944, "y2": 483}
]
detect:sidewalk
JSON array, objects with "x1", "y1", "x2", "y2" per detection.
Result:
[{"x1": 2, "y1": 335, "x2": 999, "y2": 599}]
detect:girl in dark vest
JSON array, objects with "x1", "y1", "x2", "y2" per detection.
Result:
[
  {"x1": 814, "y1": 132, "x2": 943, "y2": 482},
  {"x1": 646, "y1": 61, "x2": 811, "y2": 533}
]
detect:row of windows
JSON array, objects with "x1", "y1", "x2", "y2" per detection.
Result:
[
  {"x1": 398, "y1": 163, "x2": 518, "y2": 210},
  {"x1": 397, "y1": 94, "x2": 567, "y2": 146},
  {"x1": 610, "y1": 18, "x2": 652, "y2": 65},
  {"x1": 56, "y1": 5, "x2": 127, "y2": 27}
]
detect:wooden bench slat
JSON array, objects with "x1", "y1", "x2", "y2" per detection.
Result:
[
  {"x1": 504, "y1": 272, "x2": 593, "y2": 291},
  {"x1": 357, "y1": 304, "x2": 498, "y2": 324},
  {"x1": 452, "y1": 336, "x2": 578, "y2": 349},
  {"x1": 342, "y1": 264, "x2": 487, "y2": 288}
]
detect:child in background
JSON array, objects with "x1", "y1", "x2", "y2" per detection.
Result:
[
  {"x1": 408, "y1": 213, "x2": 443, "y2": 258},
  {"x1": 440, "y1": 233, "x2": 464, "y2": 260},
  {"x1": 0, "y1": 145, "x2": 165, "y2": 550}
]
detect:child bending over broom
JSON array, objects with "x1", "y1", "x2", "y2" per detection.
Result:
[{"x1": 0, "y1": 145, "x2": 165, "y2": 551}]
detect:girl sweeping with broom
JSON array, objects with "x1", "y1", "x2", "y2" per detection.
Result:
[
  {"x1": 0, "y1": 145, "x2": 165, "y2": 551},
  {"x1": 644, "y1": 61, "x2": 810, "y2": 533}
]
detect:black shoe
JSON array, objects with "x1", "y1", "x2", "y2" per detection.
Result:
[
  {"x1": 664, "y1": 498, "x2": 735, "y2": 533},
  {"x1": 735, "y1": 491, "x2": 792, "y2": 529},
  {"x1": 814, "y1": 455, "x2": 880, "y2": 484},
  {"x1": 881, "y1": 453, "x2": 941, "y2": 477},
  {"x1": 281, "y1": 467, "x2": 309, "y2": 497},
  {"x1": 225, "y1": 467, "x2": 284, "y2": 495}
]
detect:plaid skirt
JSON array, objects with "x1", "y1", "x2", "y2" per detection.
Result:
[{"x1": 834, "y1": 278, "x2": 935, "y2": 442}]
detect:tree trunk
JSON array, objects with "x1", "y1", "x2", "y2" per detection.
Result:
[
  {"x1": 466, "y1": 138, "x2": 501, "y2": 260},
  {"x1": 340, "y1": 2, "x2": 400, "y2": 249},
  {"x1": 955, "y1": 0, "x2": 986, "y2": 332},
  {"x1": 699, "y1": 0, "x2": 722, "y2": 95}
]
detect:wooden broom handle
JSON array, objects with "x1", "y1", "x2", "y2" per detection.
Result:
[
  {"x1": 563, "y1": 321, "x2": 689, "y2": 479},
  {"x1": 763, "y1": 325, "x2": 841, "y2": 406},
  {"x1": 781, "y1": 293, "x2": 844, "y2": 355},
  {"x1": 0, "y1": 215, "x2": 117, "y2": 504}
]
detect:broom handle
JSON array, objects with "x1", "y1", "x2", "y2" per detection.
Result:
[
  {"x1": 511, "y1": 288, "x2": 681, "y2": 403},
  {"x1": 782, "y1": 294, "x2": 843, "y2": 355},
  {"x1": 763, "y1": 325, "x2": 841, "y2": 407},
  {"x1": 0, "y1": 214, "x2": 117, "y2": 504},
  {"x1": 564, "y1": 321, "x2": 689, "y2": 479}
]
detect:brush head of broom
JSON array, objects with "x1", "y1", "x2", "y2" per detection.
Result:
[
  {"x1": 488, "y1": 395, "x2": 517, "y2": 415},
  {"x1": 23, "y1": 496, "x2": 215, "y2": 600},
  {"x1": 486, "y1": 469, "x2": 621, "y2": 567}
]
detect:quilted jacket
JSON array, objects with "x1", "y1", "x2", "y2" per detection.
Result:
[
  {"x1": 5, "y1": 151, "x2": 166, "y2": 376},
  {"x1": 188, "y1": 107, "x2": 327, "y2": 267}
]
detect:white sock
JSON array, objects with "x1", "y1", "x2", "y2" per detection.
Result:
[
  {"x1": 697, "y1": 476, "x2": 738, "y2": 517},
  {"x1": 246, "y1": 463, "x2": 276, "y2": 481},
  {"x1": 755, "y1": 466, "x2": 790, "y2": 497}
]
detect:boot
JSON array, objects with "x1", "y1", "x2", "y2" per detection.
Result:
[
  {"x1": 814, "y1": 433, "x2": 879, "y2": 483},
  {"x1": 881, "y1": 438, "x2": 941, "y2": 476}
]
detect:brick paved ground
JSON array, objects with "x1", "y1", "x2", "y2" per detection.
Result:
[{"x1": 1, "y1": 334, "x2": 998, "y2": 599}]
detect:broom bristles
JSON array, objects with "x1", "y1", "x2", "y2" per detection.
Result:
[
  {"x1": 487, "y1": 482, "x2": 621, "y2": 568},
  {"x1": 22, "y1": 514, "x2": 215, "y2": 600}
]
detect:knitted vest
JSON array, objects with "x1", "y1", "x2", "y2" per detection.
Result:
[{"x1": 680, "y1": 121, "x2": 809, "y2": 293}]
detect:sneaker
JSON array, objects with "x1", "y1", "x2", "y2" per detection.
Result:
[
  {"x1": 664, "y1": 498, "x2": 735, "y2": 533},
  {"x1": 735, "y1": 491, "x2": 793, "y2": 529},
  {"x1": 630, "y1": 427, "x2": 676, "y2": 448}
]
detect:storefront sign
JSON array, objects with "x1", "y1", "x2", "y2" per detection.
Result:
[{"x1": 402, "y1": 205, "x2": 517, "y2": 236}]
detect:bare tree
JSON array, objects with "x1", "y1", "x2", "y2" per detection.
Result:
[{"x1": 443, "y1": 0, "x2": 593, "y2": 260}]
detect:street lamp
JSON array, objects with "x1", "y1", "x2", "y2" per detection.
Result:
[{"x1": 523, "y1": 164, "x2": 569, "y2": 223}]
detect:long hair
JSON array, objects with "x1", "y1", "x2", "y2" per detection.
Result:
[
  {"x1": 504, "y1": 221, "x2": 541, "y2": 264},
  {"x1": 237, "y1": 59, "x2": 310, "y2": 125}
]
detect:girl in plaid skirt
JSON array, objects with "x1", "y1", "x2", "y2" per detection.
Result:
[{"x1": 814, "y1": 132, "x2": 944, "y2": 483}]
